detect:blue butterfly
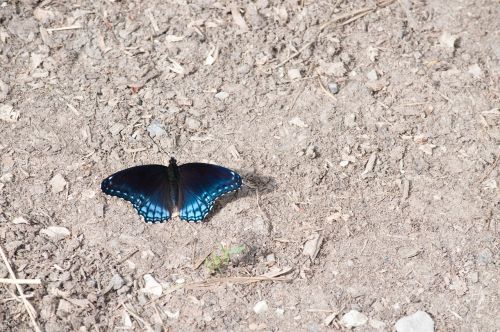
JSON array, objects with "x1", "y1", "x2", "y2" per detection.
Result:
[{"x1": 101, "y1": 158, "x2": 242, "y2": 223}]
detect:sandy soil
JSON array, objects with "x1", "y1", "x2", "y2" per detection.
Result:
[{"x1": 0, "y1": 0, "x2": 499, "y2": 331}]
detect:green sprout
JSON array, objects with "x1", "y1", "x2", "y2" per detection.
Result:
[{"x1": 205, "y1": 244, "x2": 245, "y2": 273}]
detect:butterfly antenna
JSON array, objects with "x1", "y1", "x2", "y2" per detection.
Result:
[{"x1": 147, "y1": 134, "x2": 172, "y2": 160}]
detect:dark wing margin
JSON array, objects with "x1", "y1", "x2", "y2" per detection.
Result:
[
  {"x1": 101, "y1": 165, "x2": 172, "y2": 223},
  {"x1": 177, "y1": 163, "x2": 242, "y2": 222}
]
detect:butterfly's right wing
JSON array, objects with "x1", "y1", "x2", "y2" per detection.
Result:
[
  {"x1": 177, "y1": 163, "x2": 242, "y2": 222},
  {"x1": 101, "y1": 165, "x2": 172, "y2": 223}
]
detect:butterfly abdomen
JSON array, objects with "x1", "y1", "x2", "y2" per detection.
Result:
[{"x1": 167, "y1": 158, "x2": 180, "y2": 212}]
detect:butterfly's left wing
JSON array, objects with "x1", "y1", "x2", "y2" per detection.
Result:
[
  {"x1": 101, "y1": 165, "x2": 172, "y2": 223},
  {"x1": 177, "y1": 163, "x2": 242, "y2": 222}
]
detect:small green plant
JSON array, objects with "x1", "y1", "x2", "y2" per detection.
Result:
[{"x1": 205, "y1": 243, "x2": 245, "y2": 273}]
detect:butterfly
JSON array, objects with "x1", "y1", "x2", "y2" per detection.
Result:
[{"x1": 101, "y1": 158, "x2": 242, "y2": 223}]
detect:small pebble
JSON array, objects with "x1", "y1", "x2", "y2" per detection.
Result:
[
  {"x1": 468, "y1": 64, "x2": 482, "y2": 78},
  {"x1": 340, "y1": 310, "x2": 368, "y2": 328},
  {"x1": 0, "y1": 104, "x2": 19, "y2": 122},
  {"x1": 215, "y1": 91, "x2": 229, "y2": 100},
  {"x1": 395, "y1": 311, "x2": 434, "y2": 332},
  {"x1": 122, "y1": 310, "x2": 133, "y2": 328},
  {"x1": 289, "y1": 117, "x2": 308, "y2": 128},
  {"x1": 185, "y1": 117, "x2": 202, "y2": 131},
  {"x1": 305, "y1": 145, "x2": 318, "y2": 159},
  {"x1": 327, "y1": 82, "x2": 339, "y2": 94},
  {"x1": 110, "y1": 274, "x2": 125, "y2": 290},
  {"x1": 288, "y1": 68, "x2": 302, "y2": 80},
  {"x1": 50, "y1": 174, "x2": 67, "y2": 193},
  {"x1": 147, "y1": 121, "x2": 166, "y2": 138},
  {"x1": 253, "y1": 300, "x2": 268, "y2": 314},
  {"x1": 439, "y1": 32, "x2": 458, "y2": 49},
  {"x1": 367, "y1": 69, "x2": 378, "y2": 81},
  {"x1": 339, "y1": 160, "x2": 350, "y2": 167},
  {"x1": 476, "y1": 248, "x2": 493, "y2": 265},
  {"x1": 238, "y1": 64, "x2": 251, "y2": 74}
]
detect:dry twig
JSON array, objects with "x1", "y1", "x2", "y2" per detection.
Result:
[
  {"x1": 0, "y1": 245, "x2": 41, "y2": 332},
  {"x1": 0, "y1": 278, "x2": 42, "y2": 285}
]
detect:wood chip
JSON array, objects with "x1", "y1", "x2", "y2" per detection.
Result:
[
  {"x1": 362, "y1": 152, "x2": 377, "y2": 175},
  {"x1": 302, "y1": 233, "x2": 323, "y2": 260}
]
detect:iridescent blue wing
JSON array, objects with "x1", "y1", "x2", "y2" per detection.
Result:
[
  {"x1": 177, "y1": 163, "x2": 242, "y2": 222},
  {"x1": 101, "y1": 165, "x2": 172, "y2": 223}
]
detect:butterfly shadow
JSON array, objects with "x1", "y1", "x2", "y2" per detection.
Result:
[{"x1": 203, "y1": 171, "x2": 277, "y2": 222}]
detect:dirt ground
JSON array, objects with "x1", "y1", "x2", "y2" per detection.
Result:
[{"x1": 0, "y1": 0, "x2": 499, "y2": 331}]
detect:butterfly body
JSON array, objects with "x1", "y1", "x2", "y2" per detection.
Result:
[{"x1": 101, "y1": 158, "x2": 241, "y2": 223}]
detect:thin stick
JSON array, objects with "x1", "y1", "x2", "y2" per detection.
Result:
[
  {"x1": 193, "y1": 250, "x2": 212, "y2": 270},
  {"x1": 0, "y1": 245, "x2": 41, "y2": 332},
  {"x1": 1, "y1": 293, "x2": 34, "y2": 303},
  {"x1": 319, "y1": 7, "x2": 374, "y2": 31},
  {"x1": 273, "y1": 41, "x2": 314, "y2": 69},
  {"x1": 117, "y1": 249, "x2": 139, "y2": 264},
  {"x1": 121, "y1": 302, "x2": 153, "y2": 331},
  {"x1": 0, "y1": 278, "x2": 42, "y2": 285},
  {"x1": 184, "y1": 275, "x2": 292, "y2": 290},
  {"x1": 46, "y1": 25, "x2": 82, "y2": 33},
  {"x1": 317, "y1": 76, "x2": 337, "y2": 102},
  {"x1": 424, "y1": 82, "x2": 451, "y2": 102}
]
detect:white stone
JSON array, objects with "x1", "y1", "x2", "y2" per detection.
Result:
[
  {"x1": 215, "y1": 91, "x2": 229, "y2": 100},
  {"x1": 147, "y1": 121, "x2": 166, "y2": 137},
  {"x1": 141, "y1": 274, "x2": 162, "y2": 296},
  {"x1": 122, "y1": 310, "x2": 133, "y2": 327},
  {"x1": 468, "y1": 64, "x2": 482, "y2": 78},
  {"x1": 287, "y1": 68, "x2": 302, "y2": 80},
  {"x1": 0, "y1": 104, "x2": 19, "y2": 122},
  {"x1": 340, "y1": 310, "x2": 368, "y2": 328},
  {"x1": 50, "y1": 174, "x2": 67, "y2": 193},
  {"x1": 367, "y1": 69, "x2": 378, "y2": 81},
  {"x1": 439, "y1": 32, "x2": 458, "y2": 49},
  {"x1": 253, "y1": 300, "x2": 268, "y2": 314},
  {"x1": 395, "y1": 311, "x2": 434, "y2": 332}
]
